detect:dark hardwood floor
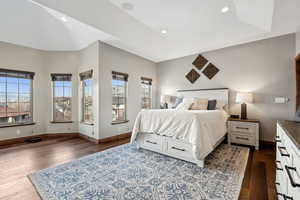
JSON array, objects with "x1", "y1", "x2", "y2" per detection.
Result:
[{"x1": 0, "y1": 136, "x2": 276, "y2": 200}]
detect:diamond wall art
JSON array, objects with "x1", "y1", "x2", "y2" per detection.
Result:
[
  {"x1": 185, "y1": 69, "x2": 200, "y2": 84},
  {"x1": 202, "y1": 63, "x2": 220, "y2": 79},
  {"x1": 185, "y1": 54, "x2": 220, "y2": 84},
  {"x1": 192, "y1": 55, "x2": 208, "y2": 70}
]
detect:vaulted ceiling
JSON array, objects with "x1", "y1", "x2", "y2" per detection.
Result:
[{"x1": 1, "y1": 0, "x2": 300, "y2": 62}]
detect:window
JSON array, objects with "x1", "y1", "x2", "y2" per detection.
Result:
[
  {"x1": 80, "y1": 70, "x2": 93, "y2": 124},
  {"x1": 51, "y1": 74, "x2": 72, "y2": 122},
  {"x1": 141, "y1": 77, "x2": 152, "y2": 109},
  {"x1": 112, "y1": 71, "x2": 128, "y2": 123},
  {"x1": 0, "y1": 69, "x2": 34, "y2": 126}
]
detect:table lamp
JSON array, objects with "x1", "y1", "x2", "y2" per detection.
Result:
[{"x1": 236, "y1": 92, "x2": 253, "y2": 120}]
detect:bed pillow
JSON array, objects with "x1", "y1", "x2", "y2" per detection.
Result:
[
  {"x1": 190, "y1": 99, "x2": 208, "y2": 110},
  {"x1": 175, "y1": 101, "x2": 193, "y2": 110},
  {"x1": 172, "y1": 97, "x2": 183, "y2": 109},
  {"x1": 216, "y1": 100, "x2": 227, "y2": 110},
  {"x1": 182, "y1": 97, "x2": 195, "y2": 104},
  {"x1": 207, "y1": 99, "x2": 217, "y2": 110}
]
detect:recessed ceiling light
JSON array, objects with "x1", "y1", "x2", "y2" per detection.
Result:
[
  {"x1": 221, "y1": 6, "x2": 229, "y2": 13},
  {"x1": 61, "y1": 16, "x2": 67, "y2": 22},
  {"x1": 161, "y1": 30, "x2": 167, "y2": 34},
  {"x1": 122, "y1": 2, "x2": 134, "y2": 11}
]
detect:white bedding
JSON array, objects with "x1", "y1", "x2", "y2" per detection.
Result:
[{"x1": 131, "y1": 109, "x2": 229, "y2": 159}]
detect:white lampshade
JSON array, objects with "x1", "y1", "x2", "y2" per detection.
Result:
[
  {"x1": 236, "y1": 92, "x2": 253, "y2": 104},
  {"x1": 160, "y1": 95, "x2": 172, "y2": 103}
]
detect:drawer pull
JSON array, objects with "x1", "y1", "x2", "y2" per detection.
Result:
[
  {"x1": 276, "y1": 161, "x2": 283, "y2": 171},
  {"x1": 278, "y1": 147, "x2": 290, "y2": 157},
  {"x1": 285, "y1": 166, "x2": 300, "y2": 188},
  {"x1": 284, "y1": 195, "x2": 294, "y2": 200},
  {"x1": 145, "y1": 140, "x2": 157, "y2": 145},
  {"x1": 277, "y1": 193, "x2": 284, "y2": 198},
  {"x1": 236, "y1": 136, "x2": 249, "y2": 140},
  {"x1": 276, "y1": 139, "x2": 282, "y2": 143},
  {"x1": 171, "y1": 147, "x2": 186, "y2": 152},
  {"x1": 277, "y1": 193, "x2": 293, "y2": 200},
  {"x1": 236, "y1": 127, "x2": 249, "y2": 130}
]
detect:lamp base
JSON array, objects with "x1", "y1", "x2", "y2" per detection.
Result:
[{"x1": 241, "y1": 103, "x2": 247, "y2": 120}]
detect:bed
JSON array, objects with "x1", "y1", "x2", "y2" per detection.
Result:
[{"x1": 131, "y1": 88, "x2": 229, "y2": 167}]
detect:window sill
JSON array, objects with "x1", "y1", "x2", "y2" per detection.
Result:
[
  {"x1": 80, "y1": 122, "x2": 94, "y2": 126},
  {"x1": 111, "y1": 120, "x2": 129, "y2": 125},
  {"x1": 0, "y1": 122, "x2": 36, "y2": 128},
  {"x1": 50, "y1": 121, "x2": 73, "y2": 124}
]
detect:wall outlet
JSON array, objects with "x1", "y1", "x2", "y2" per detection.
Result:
[
  {"x1": 16, "y1": 129, "x2": 21, "y2": 135},
  {"x1": 118, "y1": 126, "x2": 130, "y2": 133}
]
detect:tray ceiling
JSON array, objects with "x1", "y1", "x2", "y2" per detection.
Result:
[{"x1": 1, "y1": 0, "x2": 300, "y2": 62}]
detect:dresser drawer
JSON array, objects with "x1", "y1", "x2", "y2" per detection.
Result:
[
  {"x1": 230, "y1": 121, "x2": 258, "y2": 134},
  {"x1": 287, "y1": 145, "x2": 300, "y2": 200},
  {"x1": 142, "y1": 134, "x2": 163, "y2": 151},
  {"x1": 230, "y1": 132, "x2": 255, "y2": 146},
  {"x1": 166, "y1": 140, "x2": 193, "y2": 159},
  {"x1": 277, "y1": 145, "x2": 292, "y2": 167}
]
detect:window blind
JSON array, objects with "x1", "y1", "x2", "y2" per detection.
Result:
[
  {"x1": 112, "y1": 71, "x2": 128, "y2": 81},
  {"x1": 141, "y1": 77, "x2": 152, "y2": 85},
  {"x1": 51, "y1": 73, "x2": 72, "y2": 81},
  {"x1": 79, "y1": 70, "x2": 93, "y2": 81},
  {"x1": 0, "y1": 68, "x2": 35, "y2": 79}
]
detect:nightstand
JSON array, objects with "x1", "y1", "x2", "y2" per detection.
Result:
[{"x1": 228, "y1": 118, "x2": 259, "y2": 150}]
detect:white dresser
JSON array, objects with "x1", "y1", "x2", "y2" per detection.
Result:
[{"x1": 276, "y1": 121, "x2": 300, "y2": 200}]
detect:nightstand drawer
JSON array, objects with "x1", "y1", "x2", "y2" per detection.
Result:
[
  {"x1": 231, "y1": 133, "x2": 255, "y2": 146},
  {"x1": 230, "y1": 121, "x2": 258, "y2": 134}
]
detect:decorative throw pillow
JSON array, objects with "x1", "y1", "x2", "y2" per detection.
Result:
[
  {"x1": 190, "y1": 99, "x2": 208, "y2": 110},
  {"x1": 207, "y1": 99, "x2": 217, "y2": 110}
]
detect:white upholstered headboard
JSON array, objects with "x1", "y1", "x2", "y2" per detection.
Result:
[{"x1": 177, "y1": 88, "x2": 229, "y2": 110}]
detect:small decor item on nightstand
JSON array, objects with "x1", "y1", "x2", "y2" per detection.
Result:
[
  {"x1": 236, "y1": 92, "x2": 253, "y2": 120},
  {"x1": 160, "y1": 95, "x2": 172, "y2": 109},
  {"x1": 230, "y1": 114, "x2": 239, "y2": 119}
]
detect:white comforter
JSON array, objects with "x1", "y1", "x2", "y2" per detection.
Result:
[{"x1": 131, "y1": 109, "x2": 228, "y2": 160}]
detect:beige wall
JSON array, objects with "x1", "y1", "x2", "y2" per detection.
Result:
[
  {"x1": 296, "y1": 26, "x2": 300, "y2": 55},
  {"x1": 0, "y1": 42, "x2": 45, "y2": 140},
  {"x1": 0, "y1": 42, "x2": 79, "y2": 140},
  {"x1": 0, "y1": 40, "x2": 158, "y2": 141},
  {"x1": 157, "y1": 34, "x2": 296, "y2": 142},
  {"x1": 42, "y1": 51, "x2": 79, "y2": 134},
  {"x1": 78, "y1": 42, "x2": 100, "y2": 139},
  {"x1": 76, "y1": 41, "x2": 158, "y2": 140},
  {"x1": 99, "y1": 43, "x2": 157, "y2": 139}
]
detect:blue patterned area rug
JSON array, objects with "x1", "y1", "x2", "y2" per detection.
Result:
[{"x1": 29, "y1": 143, "x2": 249, "y2": 200}]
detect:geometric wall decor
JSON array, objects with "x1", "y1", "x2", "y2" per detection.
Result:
[
  {"x1": 202, "y1": 63, "x2": 220, "y2": 79},
  {"x1": 192, "y1": 55, "x2": 208, "y2": 70},
  {"x1": 185, "y1": 69, "x2": 200, "y2": 84}
]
